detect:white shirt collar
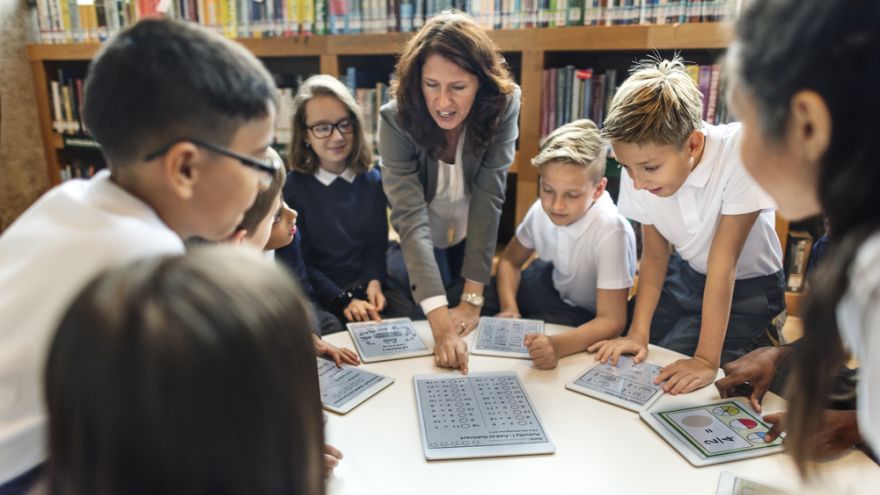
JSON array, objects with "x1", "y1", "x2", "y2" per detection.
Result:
[
  {"x1": 315, "y1": 167, "x2": 357, "y2": 186},
  {"x1": 683, "y1": 125, "x2": 713, "y2": 189}
]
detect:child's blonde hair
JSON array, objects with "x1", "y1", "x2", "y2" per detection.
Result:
[
  {"x1": 289, "y1": 74, "x2": 372, "y2": 175},
  {"x1": 532, "y1": 119, "x2": 606, "y2": 183},
  {"x1": 602, "y1": 55, "x2": 703, "y2": 146},
  {"x1": 237, "y1": 147, "x2": 286, "y2": 235}
]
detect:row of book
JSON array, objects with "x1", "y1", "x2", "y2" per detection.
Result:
[
  {"x1": 340, "y1": 67, "x2": 392, "y2": 156},
  {"x1": 31, "y1": 0, "x2": 735, "y2": 44},
  {"x1": 540, "y1": 66, "x2": 616, "y2": 138},
  {"x1": 48, "y1": 65, "x2": 389, "y2": 164},
  {"x1": 60, "y1": 161, "x2": 103, "y2": 182},
  {"x1": 540, "y1": 62, "x2": 730, "y2": 138}
]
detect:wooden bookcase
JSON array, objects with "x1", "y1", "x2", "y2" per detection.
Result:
[{"x1": 26, "y1": 21, "x2": 730, "y2": 226}]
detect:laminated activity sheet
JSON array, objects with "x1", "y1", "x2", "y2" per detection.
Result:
[
  {"x1": 347, "y1": 318, "x2": 432, "y2": 362},
  {"x1": 471, "y1": 317, "x2": 544, "y2": 358},
  {"x1": 316, "y1": 358, "x2": 393, "y2": 414},
  {"x1": 413, "y1": 371, "x2": 556, "y2": 460},
  {"x1": 641, "y1": 399, "x2": 784, "y2": 466},
  {"x1": 565, "y1": 355, "x2": 664, "y2": 412},
  {"x1": 716, "y1": 471, "x2": 789, "y2": 495}
]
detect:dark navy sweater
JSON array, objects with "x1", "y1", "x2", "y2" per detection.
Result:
[{"x1": 277, "y1": 168, "x2": 388, "y2": 307}]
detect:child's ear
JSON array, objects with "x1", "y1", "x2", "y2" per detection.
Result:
[
  {"x1": 789, "y1": 90, "x2": 831, "y2": 165},
  {"x1": 593, "y1": 176, "x2": 608, "y2": 200},
  {"x1": 161, "y1": 142, "x2": 200, "y2": 200},
  {"x1": 226, "y1": 229, "x2": 248, "y2": 245},
  {"x1": 687, "y1": 130, "x2": 705, "y2": 158}
]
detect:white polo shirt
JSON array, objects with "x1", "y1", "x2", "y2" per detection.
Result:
[
  {"x1": 0, "y1": 171, "x2": 185, "y2": 484},
  {"x1": 516, "y1": 192, "x2": 637, "y2": 313},
  {"x1": 617, "y1": 122, "x2": 783, "y2": 279},
  {"x1": 837, "y1": 231, "x2": 880, "y2": 454}
]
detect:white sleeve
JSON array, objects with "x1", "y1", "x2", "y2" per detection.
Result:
[
  {"x1": 862, "y1": 303, "x2": 880, "y2": 453},
  {"x1": 514, "y1": 200, "x2": 542, "y2": 250},
  {"x1": 617, "y1": 171, "x2": 653, "y2": 225},
  {"x1": 595, "y1": 222, "x2": 638, "y2": 290},
  {"x1": 840, "y1": 237, "x2": 880, "y2": 452},
  {"x1": 721, "y1": 135, "x2": 777, "y2": 215}
]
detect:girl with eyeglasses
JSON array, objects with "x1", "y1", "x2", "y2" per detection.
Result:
[{"x1": 278, "y1": 75, "x2": 406, "y2": 332}]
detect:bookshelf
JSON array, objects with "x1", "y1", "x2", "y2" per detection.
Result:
[{"x1": 27, "y1": 22, "x2": 730, "y2": 227}]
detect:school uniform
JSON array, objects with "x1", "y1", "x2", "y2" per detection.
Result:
[
  {"x1": 618, "y1": 122, "x2": 785, "y2": 363},
  {"x1": 483, "y1": 192, "x2": 637, "y2": 326},
  {"x1": 277, "y1": 167, "x2": 408, "y2": 328},
  {"x1": 276, "y1": 229, "x2": 345, "y2": 335},
  {"x1": 0, "y1": 171, "x2": 185, "y2": 489},
  {"x1": 837, "y1": 232, "x2": 880, "y2": 453}
]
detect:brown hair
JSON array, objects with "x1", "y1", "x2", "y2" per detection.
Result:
[
  {"x1": 532, "y1": 119, "x2": 606, "y2": 183},
  {"x1": 289, "y1": 74, "x2": 372, "y2": 175},
  {"x1": 45, "y1": 246, "x2": 324, "y2": 495},
  {"x1": 733, "y1": 0, "x2": 880, "y2": 476},
  {"x1": 602, "y1": 55, "x2": 703, "y2": 147},
  {"x1": 237, "y1": 147, "x2": 287, "y2": 235},
  {"x1": 390, "y1": 10, "x2": 517, "y2": 158}
]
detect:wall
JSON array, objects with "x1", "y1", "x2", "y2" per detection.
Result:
[{"x1": 0, "y1": 0, "x2": 49, "y2": 231}]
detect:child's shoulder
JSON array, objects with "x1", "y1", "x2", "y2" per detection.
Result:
[
  {"x1": 285, "y1": 169, "x2": 320, "y2": 189},
  {"x1": 706, "y1": 121, "x2": 743, "y2": 152},
  {"x1": 591, "y1": 194, "x2": 634, "y2": 233},
  {"x1": 361, "y1": 166, "x2": 383, "y2": 183}
]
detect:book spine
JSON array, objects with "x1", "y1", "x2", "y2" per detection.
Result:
[
  {"x1": 697, "y1": 64, "x2": 711, "y2": 121},
  {"x1": 705, "y1": 63, "x2": 720, "y2": 124},
  {"x1": 50, "y1": 80, "x2": 63, "y2": 133}
]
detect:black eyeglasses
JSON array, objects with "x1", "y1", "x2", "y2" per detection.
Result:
[
  {"x1": 307, "y1": 118, "x2": 355, "y2": 139},
  {"x1": 143, "y1": 138, "x2": 281, "y2": 188}
]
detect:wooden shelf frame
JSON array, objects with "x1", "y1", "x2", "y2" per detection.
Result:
[{"x1": 27, "y1": 22, "x2": 730, "y2": 224}]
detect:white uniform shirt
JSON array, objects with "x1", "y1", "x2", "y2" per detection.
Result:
[
  {"x1": 837, "y1": 232, "x2": 880, "y2": 453},
  {"x1": 516, "y1": 192, "x2": 637, "y2": 313},
  {"x1": 421, "y1": 130, "x2": 470, "y2": 315},
  {"x1": 0, "y1": 171, "x2": 184, "y2": 483},
  {"x1": 618, "y1": 122, "x2": 783, "y2": 279}
]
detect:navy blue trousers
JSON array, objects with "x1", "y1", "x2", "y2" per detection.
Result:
[
  {"x1": 0, "y1": 465, "x2": 42, "y2": 495},
  {"x1": 650, "y1": 253, "x2": 785, "y2": 364},
  {"x1": 482, "y1": 260, "x2": 596, "y2": 326},
  {"x1": 384, "y1": 240, "x2": 466, "y2": 319}
]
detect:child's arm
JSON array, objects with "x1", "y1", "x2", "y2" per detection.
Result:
[
  {"x1": 590, "y1": 224, "x2": 671, "y2": 364},
  {"x1": 313, "y1": 334, "x2": 360, "y2": 367},
  {"x1": 655, "y1": 211, "x2": 760, "y2": 394},
  {"x1": 526, "y1": 287, "x2": 629, "y2": 369},
  {"x1": 495, "y1": 237, "x2": 535, "y2": 317}
]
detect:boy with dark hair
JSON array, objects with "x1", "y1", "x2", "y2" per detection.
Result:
[{"x1": 0, "y1": 18, "x2": 280, "y2": 493}]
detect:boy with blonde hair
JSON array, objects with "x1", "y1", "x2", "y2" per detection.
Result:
[
  {"x1": 484, "y1": 119, "x2": 637, "y2": 370},
  {"x1": 0, "y1": 19, "x2": 279, "y2": 493},
  {"x1": 591, "y1": 56, "x2": 784, "y2": 395}
]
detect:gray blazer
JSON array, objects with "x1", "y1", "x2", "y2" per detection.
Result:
[{"x1": 379, "y1": 86, "x2": 521, "y2": 304}]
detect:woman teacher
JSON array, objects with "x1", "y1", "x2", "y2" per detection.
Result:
[{"x1": 379, "y1": 11, "x2": 520, "y2": 372}]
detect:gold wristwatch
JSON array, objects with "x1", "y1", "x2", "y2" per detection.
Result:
[{"x1": 460, "y1": 292, "x2": 485, "y2": 307}]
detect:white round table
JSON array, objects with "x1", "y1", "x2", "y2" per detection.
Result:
[{"x1": 323, "y1": 321, "x2": 879, "y2": 494}]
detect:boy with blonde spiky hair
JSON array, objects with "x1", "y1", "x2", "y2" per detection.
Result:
[
  {"x1": 484, "y1": 119, "x2": 637, "y2": 370},
  {"x1": 591, "y1": 56, "x2": 785, "y2": 396}
]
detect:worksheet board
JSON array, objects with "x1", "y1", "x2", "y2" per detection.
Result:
[
  {"x1": 641, "y1": 399, "x2": 784, "y2": 466},
  {"x1": 565, "y1": 355, "x2": 664, "y2": 412},
  {"x1": 716, "y1": 471, "x2": 790, "y2": 495},
  {"x1": 346, "y1": 318, "x2": 432, "y2": 362},
  {"x1": 413, "y1": 371, "x2": 556, "y2": 460},
  {"x1": 471, "y1": 317, "x2": 544, "y2": 358},
  {"x1": 317, "y1": 358, "x2": 394, "y2": 414}
]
